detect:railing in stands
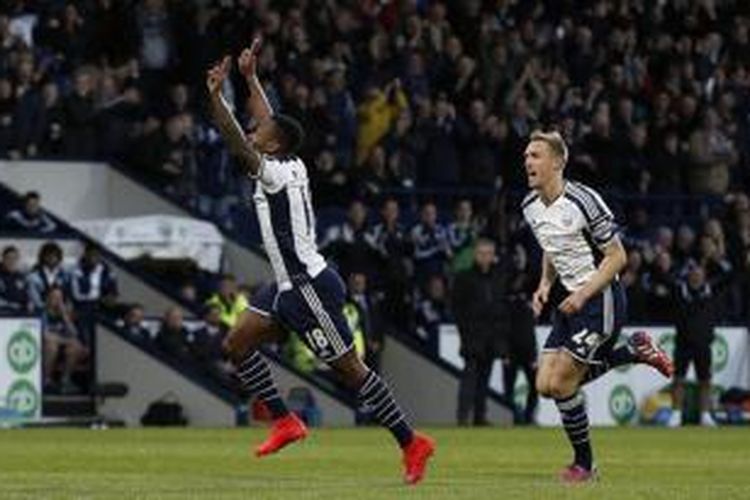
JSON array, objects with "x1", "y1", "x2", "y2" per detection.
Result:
[{"x1": 108, "y1": 160, "x2": 728, "y2": 249}]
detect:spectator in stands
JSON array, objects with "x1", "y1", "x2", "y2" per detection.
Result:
[
  {"x1": 191, "y1": 304, "x2": 231, "y2": 381},
  {"x1": 687, "y1": 108, "x2": 738, "y2": 195},
  {"x1": 447, "y1": 199, "x2": 477, "y2": 273},
  {"x1": 452, "y1": 238, "x2": 509, "y2": 426},
  {"x1": 355, "y1": 78, "x2": 408, "y2": 166},
  {"x1": 120, "y1": 303, "x2": 151, "y2": 343},
  {"x1": 456, "y1": 99, "x2": 501, "y2": 186},
  {"x1": 12, "y1": 54, "x2": 42, "y2": 159},
  {"x1": 42, "y1": 286, "x2": 88, "y2": 394},
  {"x1": 127, "y1": 113, "x2": 198, "y2": 200},
  {"x1": 650, "y1": 129, "x2": 685, "y2": 194},
  {"x1": 502, "y1": 243, "x2": 538, "y2": 425},
  {"x1": 27, "y1": 241, "x2": 67, "y2": 312},
  {"x1": 320, "y1": 200, "x2": 376, "y2": 279},
  {"x1": 311, "y1": 149, "x2": 350, "y2": 208},
  {"x1": 383, "y1": 111, "x2": 419, "y2": 189},
  {"x1": 344, "y1": 271, "x2": 381, "y2": 371},
  {"x1": 642, "y1": 249, "x2": 677, "y2": 324},
  {"x1": 204, "y1": 274, "x2": 248, "y2": 330},
  {"x1": 421, "y1": 93, "x2": 460, "y2": 186},
  {"x1": 4, "y1": 191, "x2": 57, "y2": 233},
  {"x1": 70, "y1": 242, "x2": 118, "y2": 344},
  {"x1": 411, "y1": 201, "x2": 451, "y2": 285},
  {"x1": 178, "y1": 281, "x2": 198, "y2": 306},
  {"x1": 414, "y1": 274, "x2": 451, "y2": 354},
  {"x1": 622, "y1": 248, "x2": 649, "y2": 323},
  {"x1": 674, "y1": 224, "x2": 698, "y2": 269},
  {"x1": 63, "y1": 69, "x2": 97, "y2": 159},
  {"x1": 0, "y1": 245, "x2": 30, "y2": 315},
  {"x1": 325, "y1": 68, "x2": 357, "y2": 167},
  {"x1": 155, "y1": 306, "x2": 190, "y2": 362},
  {"x1": 135, "y1": 0, "x2": 175, "y2": 102},
  {"x1": 365, "y1": 197, "x2": 411, "y2": 331},
  {"x1": 37, "y1": 82, "x2": 65, "y2": 158}
]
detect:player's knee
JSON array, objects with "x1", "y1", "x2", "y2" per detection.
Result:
[
  {"x1": 330, "y1": 349, "x2": 368, "y2": 389},
  {"x1": 546, "y1": 375, "x2": 573, "y2": 399},
  {"x1": 535, "y1": 375, "x2": 550, "y2": 398},
  {"x1": 223, "y1": 332, "x2": 249, "y2": 364}
]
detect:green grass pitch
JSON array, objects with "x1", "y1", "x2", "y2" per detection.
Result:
[{"x1": 0, "y1": 427, "x2": 749, "y2": 499}]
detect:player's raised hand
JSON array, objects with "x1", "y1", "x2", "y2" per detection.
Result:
[
  {"x1": 238, "y1": 36, "x2": 262, "y2": 78},
  {"x1": 206, "y1": 56, "x2": 231, "y2": 95},
  {"x1": 531, "y1": 285, "x2": 549, "y2": 318}
]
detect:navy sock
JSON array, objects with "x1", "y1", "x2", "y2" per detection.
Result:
[
  {"x1": 236, "y1": 350, "x2": 289, "y2": 420},
  {"x1": 582, "y1": 361, "x2": 610, "y2": 385},
  {"x1": 556, "y1": 391, "x2": 592, "y2": 470},
  {"x1": 608, "y1": 344, "x2": 638, "y2": 366},
  {"x1": 358, "y1": 370, "x2": 414, "y2": 448},
  {"x1": 582, "y1": 345, "x2": 638, "y2": 385}
]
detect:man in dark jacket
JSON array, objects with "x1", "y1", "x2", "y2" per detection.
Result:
[
  {"x1": 70, "y1": 243, "x2": 118, "y2": 345},
  {"x1": 452, "y1": 238, "x2": 509, "y2": 426},
  {"x1": 191, "y1": 304, "x2": 231, "y2": 383},
  {"x1": 0, "y1": 245, "x2": 30, "y2": 315},
  {"x1": 669, "y1": 261, "x2": 729, "y2": 427},
  {"x1": 502, "y1": 244, "x2": 539, "y2": 425},
  {"x1": 156, "y1": 306, "x2": 191, "y2": 362},
  {"x1": 4, "y1": 191, "x2": 57, "y2": 233}
]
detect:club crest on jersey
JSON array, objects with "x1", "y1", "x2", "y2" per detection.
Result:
[{"x1": 562, "y1": 216, "x2": 573, "y2": 227}]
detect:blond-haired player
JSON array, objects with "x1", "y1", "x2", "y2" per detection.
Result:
[{"x1": 522, "y1": 130, "x2": 674, "y2": 483}]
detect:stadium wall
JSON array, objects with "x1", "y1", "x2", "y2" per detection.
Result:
[
  {"x1": 0, "y1": 160, "x2": 273, "y2": 286},
  {"x1": 97, "y1": 323, "x2": 236, "y2": 427},
  {"x1": 97, "y1": 323, "x2": 357, "y2": 427},
  {"x1": 381, "y1": 336, "x2": 513, "y2": 425}
]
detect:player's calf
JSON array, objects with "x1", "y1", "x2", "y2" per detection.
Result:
[{"x1": 330, "y1": 350, "x2": 436, "y2": 484}]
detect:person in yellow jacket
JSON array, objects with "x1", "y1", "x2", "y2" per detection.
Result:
[
  {"x1": 355, "y1": 78, "x2": 408, "y2": 166},
  {"x1": 343, "y1": 301, "x2": 367, "y2": 360},
  {"x1": 205, "y1": 274, "x2": 249, "y2": 329}
]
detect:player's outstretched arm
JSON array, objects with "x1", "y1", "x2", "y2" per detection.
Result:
[
  {"x1": 238, "y1": 36, "x2": 274, "y2": 121},
  {"x1": 206, "y1": 56, "x2": 261, "y2": 176},
  {"x1": 559, "y1": 236, "x2": 626, "y2": 315}
]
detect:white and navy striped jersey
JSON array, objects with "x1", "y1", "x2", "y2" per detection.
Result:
[
  {"x1": 521, "y1": 181, "x2": 618, "y2": 292},
  {"x1": 253, "y1": 154, "x2": 326, "y2": 289}
]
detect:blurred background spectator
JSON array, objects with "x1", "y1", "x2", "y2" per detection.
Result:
[
  {"x1": 42, "y1": 286, "x2": 88, "y2": 394},
  {"x1": 0, "y1": 245, "x2": 30, "y2": 315},
  {"x1": 452, "y1": 239, "x2": 509, "y2": 426},
  {"x1": 3, "y1": 191, "x2": 57, "y2": 233}
]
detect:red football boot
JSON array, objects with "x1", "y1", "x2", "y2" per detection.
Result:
[
  {"x1": 255, "y1": 412, "x2": 308, "y2": 457},
  {"x1": 560, "y1": 464, "x2": 598, "y2": 484},
  {"x1": 629, "y1": 331, "x2": 675, "y2": 378},
  {"x1": 402, "y1": 432, "x2": 436, "y2": 485}
]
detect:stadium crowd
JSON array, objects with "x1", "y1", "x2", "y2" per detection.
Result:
[{"x1": 2, "y1": 1, "x2": 750, "y2": 409}]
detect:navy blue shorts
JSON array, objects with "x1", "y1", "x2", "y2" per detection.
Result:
[
  {"x1": 250, "y1": 267, "x2": 354, "y2": 362},
  {"x1": 544, "y1": 281, "x2": 627, "y2": 365}
]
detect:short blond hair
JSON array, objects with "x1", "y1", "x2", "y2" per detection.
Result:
[{"x1": 529, "y1": 130, "x2": 569, "y2": 167}]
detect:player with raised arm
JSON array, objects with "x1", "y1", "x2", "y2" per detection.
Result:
[
  {"x1": 521, "y1": 130, "x2": 674, "y2": 483},
  {"x1": 205, "y1": 38, "x2": 435, "y2": 485}
]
